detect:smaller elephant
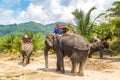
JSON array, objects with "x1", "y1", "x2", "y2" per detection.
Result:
[
  {"x1": 20, "y1": 42, "x2": 33, "y2": 66},
  {"x1": 88, "y1": 36, "x2": 112, "y2": 58}
]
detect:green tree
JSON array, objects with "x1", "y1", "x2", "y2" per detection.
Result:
[
  {"x1": 106, "y1": 1, "x2": 120, "y2": 38},
  {"x1": 66, "y1": 23, "x2": 77, "y2": 33},
  {"x1": 72, "y1": 7, "x2": 104, "y2": 39},
  {"x1": 110, "y1": 17, "x2": 120, "y2": 38},
  {"x1": 106, "y1": 1, "x2": 120, "y2": 17},
  {"x1": 0, "y1": 35, "x2": 19, "y2": 54}
]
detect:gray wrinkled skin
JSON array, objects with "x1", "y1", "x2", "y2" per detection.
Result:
[
  {"x1": 21, "y1": 43, "x2": 33, "y2": 67},
  {"x1": 44, "y1": 33, "x2": 90, "y2": 76},
  {"x1": 88, "y1": 41, "x2": 112, "y2": 58}
]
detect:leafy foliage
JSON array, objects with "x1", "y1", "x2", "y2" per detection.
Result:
[
  {"x1": 106, "y1": 1, "x2": 120, "y2": 17},
  {"x1": 72, "y1": 7, "x2": 104, "y2": 41},
  {"x1": 0, "y1": 32, "x2": 45, "y2": 54},
  {"x1": 0, "y1": 35, "x2": 20, "y2": 54}
]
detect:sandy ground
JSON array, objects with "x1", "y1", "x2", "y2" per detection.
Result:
[{"x1": 0, "y1": 52, "x2": 120, "y2": 80}]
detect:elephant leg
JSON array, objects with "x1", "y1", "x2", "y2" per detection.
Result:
[
  {"x1": 23, "y1": 55, "x2": 27, "y2": 67},
  {"x1": 78, "y1": 58, "x2": 87, "y2": 76},
  {"x1": 56, "y1": 59, "x2": 60, "y2": 72},
  {"x1": 27, "y1": 53, "x2": 31, "y2": 64},
  {"x1": 88, "y1": 51, "x2": 93, "y2": 58},
  {"x1": 22, "y1": 55, "x2": 24, "y2": 64},
  {"x1": 21, "y1": 51, "x2": 25, "y2": 66},
  {"x1": 108, "y1": 49, "x2": 112, "y2": 57},
  {"x1": 56, "y1": 52, "x2": 65, "y2": 73},
  {"x1": 21, "y1": 51, "x2": 25, "y2": 64},
  {"x1": 26, "y1": 54, "x2": 30, "y2": 65},
  {"x1": 23, "y1": 52, "x2": 28, "y2": 67},
  {"x1": 70, "y1": 53, "x2": 78, "y2": 76},
  {"x1": 99, "y1": 49, "x2": 103, "y2": 59},
  {"x1": 27, "y1": 56, "x2": 30, "y2": 64},
  {"x1": 71, "y1": 61, "x2": 77, "y2": 76},
  {"x1": 59, "y1": 58, "x2": 64, "y2": 73}
]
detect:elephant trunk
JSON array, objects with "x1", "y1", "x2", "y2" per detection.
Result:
[{"x1": 44, "y1": 45, "x2": 49, "y2": 68}]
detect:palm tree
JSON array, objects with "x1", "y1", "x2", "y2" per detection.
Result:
[
  {"x1": 106, "y1": 1, "x2": 120, "y2": 38},
  {"x1": 106, "y1": 1, "x2": 120, "y2": 17},
  {"x1": 72, "y1": 7, "x2": 105, "y2": 38},
  {"x1": 1, "y1": 35, "x2": 16, "y2": 54},
  {"x1": 72, "y1": 7, "x2": 95, "y2": 36},
  {"x1": 66, "y1": 23, "x2": 77, "y2": 33}
]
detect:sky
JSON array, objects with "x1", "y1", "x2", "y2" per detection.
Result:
[{"x1": 0, "y1": 0, "x2": 118, "y2": 25}]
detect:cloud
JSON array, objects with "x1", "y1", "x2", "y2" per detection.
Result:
[
  {"x1": 0, "y1": 9, "x2": 15, "y2": 24},
  {"x1": 0, "y1": 0, "x2": 117, "y2": 25}
]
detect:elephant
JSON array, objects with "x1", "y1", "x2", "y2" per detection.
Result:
[
  {"x1": 44, "y1": 33, "x2": 90, "y2": 76},
  {"x1": 20, "y1": 42, "x2": 33, "y2": 66},
  {"x1": 88, "y1": 36, "x2": 112, "y2": 58}
]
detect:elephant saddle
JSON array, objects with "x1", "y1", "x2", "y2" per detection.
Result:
[{"x1": 22, "y1": 37, "x2": 32, "y2": 43}]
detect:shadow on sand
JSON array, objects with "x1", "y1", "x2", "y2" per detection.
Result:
[{"x1": 37, "y1": 67, "x2": 71, "y2": 76}]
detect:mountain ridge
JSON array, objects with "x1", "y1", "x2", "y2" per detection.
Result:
[{"x1": 0, "y1": 21, "x2": 66, "y2": 36}]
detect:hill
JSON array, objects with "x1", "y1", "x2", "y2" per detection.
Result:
[{"x1": 0, "y1": 21, "x2": 66, "y2": 37}]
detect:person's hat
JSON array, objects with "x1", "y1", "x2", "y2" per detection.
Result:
[
  {"x1": 56, "y1": 23, "x2": 60, "y2": 27},
  {"x1": 24, "y1": 34, "x2": 28, "y2": 38}
]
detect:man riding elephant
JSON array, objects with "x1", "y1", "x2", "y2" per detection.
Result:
[{"x1": 44, "y1": 33, "x2": 90, "y2": 76}]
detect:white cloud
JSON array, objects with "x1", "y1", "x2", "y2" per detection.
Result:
[
  {"x1": 3, "y1": 10, "x2": 14, "y2": 17},
  {"x1": 0, "y1": 9, "x2": 15, "y2": 24},
  {"x1": 0, "y1": 0, "x2": 117, "y2": 25}
]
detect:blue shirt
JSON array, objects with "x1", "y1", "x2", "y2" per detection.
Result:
[{"x1": 54, "y1": 27, "x2": 61, "y2": 34}]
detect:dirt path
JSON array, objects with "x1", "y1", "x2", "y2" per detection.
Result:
[{"x1": 0, "y1": 54, "x2": 120, "y2": 80}]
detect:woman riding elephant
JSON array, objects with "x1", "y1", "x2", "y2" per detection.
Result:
[{"x1": 44, "y1": 33, "x2": 90, "y2": 76}]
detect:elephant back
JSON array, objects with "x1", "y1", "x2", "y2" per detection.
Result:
[
  {"x1": 21, "y1": 43, "x2": 33, "y2": 53},
  {"x1": 74, "y1": 34, "x2": 90, "y2": 50},
  {"x1": 62, "y1": 34, "x2": 90, "y2": 50}
]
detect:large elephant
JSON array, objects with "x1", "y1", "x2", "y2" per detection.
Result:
[
  {"x1": 44, "y1": 33, "x2": 90, "y2": 76},
  {"x1": 88, "y1": 36, "x2": 112, "y2": 58},
  {"x1": 20, "y1": 42, "x2": 33, "y2": 66}
]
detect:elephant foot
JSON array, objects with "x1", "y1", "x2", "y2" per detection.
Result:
[
  {"x1": 70, "y1": 72, "x2": 77, "y2": 76},
  {"x1": 88, "y1": 55, "x2": 92, "y2": 58},
  {"x1": 56, "y1": 71, "x2": 65, "y2": 74},
  {"x1": 60, "y1": 70, "x2": 65, "y2": 74},
  {"x1": 45, "y1": 64, "x2": 49, "y2": 68},
  {"x1": 23, "y1": 64, "x2": 26, "y2": 67},
  {"x1": 23, "y1": 63, "x2": 27, "y2": 67},
  {"x1": 100, "y1": 55, "x2": 103, "y2": 59},
  {"x1": 56, "y1": 69, "x2": 60, "y2": 72},
  {"x1": 100, "y1": 57, "x2": 103, "y2": 59},
  {"x1": 45, "y1": 66, "x2": 49, "y2": 68},
  {"x1": 56, "y1": 69, "x2": 65, "y2": 74},
  {"x1": 78, "y1": 72, "x2": 84, "y2": 76},
  {"x1": 110, "y1": 54, "x2": 112, "y2": 57}
]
